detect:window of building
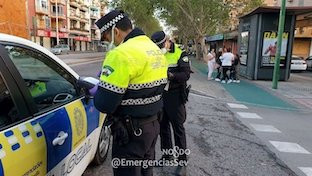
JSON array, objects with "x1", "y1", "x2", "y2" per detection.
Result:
[
  {"x1": 45, "y1": 16, "x2": 50, "y2": 29},
  {"x1": 52, "y1": 5, "x2": 64, "y2": 15},
  {"x1": 40, "y1": 0, "x2": 48, "y2": 9}
]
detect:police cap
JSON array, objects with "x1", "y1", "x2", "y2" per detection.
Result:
[
  {"x1": 95, "y1": 10, "x2": 128, "y2": 33},
  {"x1": 151, "y1": 31, "x2": 166, "y2": 48}
]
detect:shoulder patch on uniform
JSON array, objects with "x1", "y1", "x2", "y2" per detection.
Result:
[
  {"x1": 182, "y1": 56, "x2": 189, "y2": 62},
  {"x1": 102, "y1": 65, "x2": 114, "y2": 77}
]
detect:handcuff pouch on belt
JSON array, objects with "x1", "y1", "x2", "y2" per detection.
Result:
[
  {"x1": 181, "y1": 84, "x2": 191, "y2": 104},
  {"x1": 111, "y1": 116, "x2": 143, "y2": 146}
]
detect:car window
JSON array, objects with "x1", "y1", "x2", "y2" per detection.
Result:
[
  {"x1": 4, "y1": 45, "x2": 79, "y2": 112},
  {"x1": 0, "y1": 72, "x2": 19, "y2": 128}
]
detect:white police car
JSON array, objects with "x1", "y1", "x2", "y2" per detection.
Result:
[{"x1": 0, "y1": 33, "x2": 111, "y2": 176}]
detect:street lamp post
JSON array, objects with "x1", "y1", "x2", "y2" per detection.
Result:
[
  {"x1": 56, "y1": 0, "x2": 59, "y2": 45},
  {"x1": 272, "y1": 0, "x2": 287, "y2": 89}
]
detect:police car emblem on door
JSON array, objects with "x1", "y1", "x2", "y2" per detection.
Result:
[{"x1": 74, "y1": 108, "x2": 84, "y2": 136}]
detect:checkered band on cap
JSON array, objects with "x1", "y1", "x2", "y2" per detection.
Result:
[{"x1": 100, "y1": 14, "x2": 125, "y2": 33}]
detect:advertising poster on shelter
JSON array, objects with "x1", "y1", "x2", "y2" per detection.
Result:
[{"x1": 262, "y1": 31, "x2": 288, "y2": 67}]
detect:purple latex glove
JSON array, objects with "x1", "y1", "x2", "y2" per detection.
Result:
[
  {"x1": 89, "y1": 84, "x2": 98, "y2": 96},
  {"x1": 97, "y1": 70, "x2": 101, "y2": 78}
]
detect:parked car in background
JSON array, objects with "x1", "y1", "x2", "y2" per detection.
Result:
[
  {"x1": 50, "y1": 44, "x2": 70, "y2": 55},
  {"x1": 305, "y1": 56, "x2": 312, "y2": 71},
  {"x1": 291, "y1": 55, "x2": 307, "y2": 72}
]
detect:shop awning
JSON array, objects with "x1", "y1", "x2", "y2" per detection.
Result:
[
  {"x1": 206, "y1": 34, "x2": 224, "y2": 42},
  {"x1": 224, "y1": 31, "x2": 238, "y2": 40}
]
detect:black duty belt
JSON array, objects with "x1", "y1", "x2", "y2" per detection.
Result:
[
  {"x1": 132, "y1": 114, "x2": 158, "y2": 126},
  {"x1": 123, "y1": 114, "x2": 158, "y2": 137}
]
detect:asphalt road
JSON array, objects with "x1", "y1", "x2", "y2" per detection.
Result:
[{"x1": 67, "y1": 54, "x2": 297, "y2": 176}]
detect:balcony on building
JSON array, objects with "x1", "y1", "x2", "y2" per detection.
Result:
[
  {"x1": 90, "y1": 8, "x2": 99, "y2": 19},
  {"x1": 51, "y1": 4, "x2": 66, "y2": 20},
  {"x1": 81, "y1": 4, "x2": 88, "y2": 12},
  {"x1": 50, "y1": 0, "x2": 66, "y2": 6},
  {"x1": 34, "y1": 15, "x2": 51, "y2": 30},
  {"x1": 91, "y1": 25, "x2": 98, "y2": 30},
  {"x1": 51, "y1": 12, "x2": 66, "y2": 20},
  {"x1": 35, "y1": 5, "x2": 49, "y2": 15},
  {"x1": 80, "y1": 11, "x2": 89, "y2": 23},
  {"x1": 91, "y1": 29, "x2": 100, "y2": 40},
  {"x1": 69, "y1": 8, "x2": 80, "y2": 21},
  {"x1": 80, "y1": 22, "x2": 90, "y2": 32},
  {"x1": 51, "y1": 19, "x2": 67, "y2": 31},
  {"x1": 69, "y1": 0, "x2": 80, "y2": 8}
]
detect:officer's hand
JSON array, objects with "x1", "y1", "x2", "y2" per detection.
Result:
[
  {"x1": 89, "y1": 84, "x2": 98, "y2": 96},
  {"x1": 97, "y1": 70, "x2": 101, "y2": 78},
  {"x1": 168, "y1": 72, "x2": 174, "y2": 80}
]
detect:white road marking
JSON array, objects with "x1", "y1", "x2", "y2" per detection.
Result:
[
  {"x1": 299, "y1": 167, "x2": 312, "y2": 176},
  {"x1": 250, "y1": 124, "x2": 281, "y2": 133},
  {"x1": 227, "y1": 103, "x2": 248, "y2": 109},
  {"x1": 269, "y1": 141, "x2": 311, "y2": 154},
  {"x1": 237, "y1": 112, "x2": 262, "y2": 119}
]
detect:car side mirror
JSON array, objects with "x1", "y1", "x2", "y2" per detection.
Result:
[
  {"x1": 78, "y1": 77, "x2": 99, "y2": 90},
  {"x1": 77, "y1": 77, "x2": 99, "y2": 101}
]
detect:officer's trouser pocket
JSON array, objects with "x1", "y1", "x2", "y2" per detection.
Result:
[{"x1": 111, "y1": 120, "x2": 129, "y2": 146}]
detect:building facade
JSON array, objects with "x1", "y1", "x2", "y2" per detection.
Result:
[
  {"x1": 26, "y1": 0, "x2": 106, "y2": 51},
  {"x1": 0, "y1": 0, "x2": 29, "y2": 39}
]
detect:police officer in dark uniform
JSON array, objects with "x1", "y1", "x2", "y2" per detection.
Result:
[
  {"x1": 151, "y1": 31, "x2": 191, "y2": 176},
  {"x1": 93, "y1": 10, "x2": 168, "y2": 176}
]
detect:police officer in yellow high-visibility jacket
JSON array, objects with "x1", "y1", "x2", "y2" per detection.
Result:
[
  {"x1": 151, "y1": 31, "x2": 191, "y2": 176},
  {"x1": 94, "y1": 10, "x2": 168, "y2": 176}
]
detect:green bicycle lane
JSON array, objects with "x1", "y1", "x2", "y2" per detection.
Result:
[{"x1": 190, "y1": 57, "x2": 296, "y2": 110}]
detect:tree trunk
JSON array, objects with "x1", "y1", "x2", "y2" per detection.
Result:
[{"x1": 195, "y1": 36, "x2": 205, "y2": 60}]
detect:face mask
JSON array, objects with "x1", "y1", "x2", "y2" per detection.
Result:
[
  {"x1": 107, "y1": 25, "x2": 116, "y2": 51},
  {"x1": 161, "y1": 48, "x2": 167, "y2": 54}
]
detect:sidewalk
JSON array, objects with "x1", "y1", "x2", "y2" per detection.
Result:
[
  {"x1": 253, "y1": 74, "x2": 312, "y2": 111},
  {"x1": 190, "y1": 57, "x2": 297, "y2": 111}
]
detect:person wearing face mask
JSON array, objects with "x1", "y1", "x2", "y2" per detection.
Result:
[
  {"x1": 151, "y1": 31, "x2": 191, "y2": 176},
  {"x1": 93, "y1": 10, "x2": 168, "y2": 176}
]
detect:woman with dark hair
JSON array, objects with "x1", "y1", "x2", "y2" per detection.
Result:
[
  {"x1": 214, "y1": 48, "x2": 223, "y2": 81},
  {"x1": 230, "y1": 54, "x2": 241, "y2": 83}
]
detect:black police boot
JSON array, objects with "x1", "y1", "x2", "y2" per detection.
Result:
[{"x1": 175, "y1": 166, "x2": 187, "y2": 176}]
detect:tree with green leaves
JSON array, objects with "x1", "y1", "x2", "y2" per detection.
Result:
[
  {"x1": 154, "y1": 0, "x2": 230, "y2": 59},
  {"x1": 109, "y1": 0, "x2": 263, "y2": 60},
  {"x1": 110, "y1": 0, "x2": 162, "y2": 36}
]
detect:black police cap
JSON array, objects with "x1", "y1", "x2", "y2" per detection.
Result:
[
  {"x1": 151, "y1": 31, "x2": 166, "y2": 47},
  {"x1": 95, "y1": 10, "x2": 127, "y2": 33}
]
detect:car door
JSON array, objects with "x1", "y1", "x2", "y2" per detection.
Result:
[
  {"x1": 0, "y1": 49, "x2": 47, "y2": 176},
  {"x1": 0, "y1": 43, "x2": 101, "y2": 176}
]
